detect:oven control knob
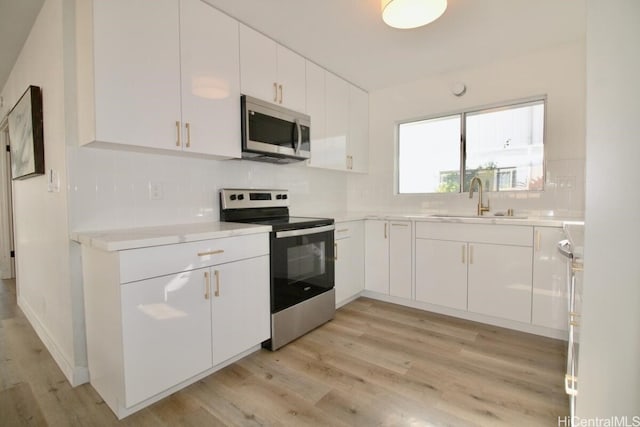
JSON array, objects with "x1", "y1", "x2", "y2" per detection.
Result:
[
  {"x1": 276, "y1": 194, "x2": 282, "y2": 200},
  {"x1": 230, "y1": 194, "x2": 237, "y2": 201},
  {"x1": 282, "y1": 194, "x2": 288, "y2": 200},
  {"x1": 237, "y1": 194, "x2": 244, "y2": 201}
]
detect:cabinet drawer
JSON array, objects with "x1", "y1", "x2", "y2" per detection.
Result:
[
  {"x1": 335, "y1": 222, "x2": 356, "y2": 240},
  {"x1": 416, "y1": 222, "x2": 532, "y2": 246},
  {"x1": 119, "y1": 233, "x2": 269, "y2": 283}
]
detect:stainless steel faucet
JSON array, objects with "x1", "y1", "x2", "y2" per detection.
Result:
[{"x1": 469, "y1": 176, "x2": 490, "y2": 216}]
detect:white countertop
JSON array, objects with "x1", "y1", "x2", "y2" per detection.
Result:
[
  {"x1": 71, "y1": 222, "x2": 272, "y2": 252},
  {"x1": 326, "y1": 211, "x2": 578, "y2": 227}
]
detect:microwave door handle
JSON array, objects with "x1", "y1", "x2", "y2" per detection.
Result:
[{"x1": 294, "y1": 119, "x2": 301, "y2": 154}]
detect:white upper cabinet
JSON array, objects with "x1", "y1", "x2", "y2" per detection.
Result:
[
  {"x1": 179, "y1": 0, "x2": 241, "y2": 157},
  {"x1": 306, "y1": 61, "x2": 327, "y2": 167},
  {"x1": 324, "y1": 72, "x2": 349, "y2": 169},
  {"x1": 306, "y1": 65, "x2": 369, "y2": 172},
  {"x1": 239, "y1": 25, "x2": 306, "y2": 112},
  {"x1": 78, "y1": 0, "x2": 241, "y2": 158},
  {"x1": 348, "y1": 85, "x2": 369, "y2": 173},
  {"x1": 85, "y1": 0, "x2": 181, "y2": 151}
]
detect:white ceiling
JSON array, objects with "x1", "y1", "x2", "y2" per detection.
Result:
[
  {"x1": 204, "y1": 0, "x2": 586, "y2": 91},
  {"x1": 0, "y1": 0, "x2": 45, "y2": 93},
  {"x1": 0, "y1": 0, "x2": 586, "y2": 94}
]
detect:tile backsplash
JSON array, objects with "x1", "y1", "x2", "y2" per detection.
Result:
[{"x1": 67, "y1": 146, "x2": 348, "y2": 231}]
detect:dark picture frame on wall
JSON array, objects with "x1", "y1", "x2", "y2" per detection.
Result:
[{"x1": 7, "y1": 85, "x2": 44, "y2": 180}]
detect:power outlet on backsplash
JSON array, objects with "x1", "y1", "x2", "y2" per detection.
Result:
[{"x1": 148, "y1": 182, "x2": 164, "y2": 200}]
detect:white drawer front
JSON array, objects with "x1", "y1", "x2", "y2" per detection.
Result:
[
  {"x1": 334, "y1": 223, "x2": 355, "y2": 240},
  {"x1": 416, "y1": 222, "x2": 532, "y2": 246},
  {"x1": 119, "y1": 233, "x2": 269, "y2": 284}
]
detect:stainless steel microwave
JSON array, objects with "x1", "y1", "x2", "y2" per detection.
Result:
[{"x1": 241, "y1": 95, "x2": 311, "y2": 163}]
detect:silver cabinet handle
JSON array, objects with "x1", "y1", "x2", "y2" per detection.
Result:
[
  {"x1": 185, "y1": 122, "x2": 191, "y2": 148},
  {"x1": 391, "y1": 223, "x2": 409, "y2": 227},
  {"x1": 214, "y1": 270, "x2": 220, "y2": 297},
  {"x1": 278, "y1": 84, "x2": 283, "y2": 104},
  {"x1": 273, "y1": 82, "x2": 278, "y2": 102},
  {"x1": 175, "y1": 120, "x2": 181, "y2": 147},
  {"x1": 197, "y1": 249, "x2": 224, "y2": 257},
  {"x1": 204, "y1": 271, "x2": 210, "y2": 300},
  {"x1": 294, "y1": 118, "x2": 302, "y2": 154},
  {"x1": 384, "y1": 223, "x2": 388, "y2": 239},
  {"x1": 462, "y1": 244, "x2": 466, "y2": 264},
  {"x1": 535, "y1": 230, "x2": 541, "y2": 252}
]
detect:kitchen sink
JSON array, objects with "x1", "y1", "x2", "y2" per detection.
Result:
[{"x1": 430, "y1": 214, "x2": 528, "y2": 220}]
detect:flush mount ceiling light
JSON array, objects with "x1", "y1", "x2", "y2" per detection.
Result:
[{"x1": 381, "y1": 0, "x2": 447, "y2": 29}]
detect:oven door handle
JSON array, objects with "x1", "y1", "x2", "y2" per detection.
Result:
[{"x1": 275, "y1": 224, "x2": 335, "y2": 239}]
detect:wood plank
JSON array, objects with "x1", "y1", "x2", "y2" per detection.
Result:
[{"x1": 0, "y1": 280, "x2": 569, "y2": 426}]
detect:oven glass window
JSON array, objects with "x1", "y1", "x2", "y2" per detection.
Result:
[
  {"x1": 287, "y1": 241, "x2": 325, "y2": 282},
  {"x1": 271, "y1": 231, "x2": 334, "y2": 313}
]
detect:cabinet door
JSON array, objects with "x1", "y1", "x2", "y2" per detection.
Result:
[
  {"x1": 276, "y1": 45, "x2": 306, "y2": 112},
  {"x1": 389, "y1": 221, "x2": 412, "y2": 299},
  {"x1": 415, "y1": 239, "x2": 468, "y2": 311},
  {"x1": 211, "y1": 256, "x2": 270, "y2": 365},
  {"x1": 335, "y1": 221, "x2": 365, "y2": 307},
  {"x1": 348, "y1": 85, "x2": 369, "y2": 173},
  {"x1": 239, "y1": 25, "x2": 278, "y2": 104},
  {"x1": 468, "y1": 243, "x2": 533, "y2": 323},
  {"x1": 365, "y1": 220, "x2": 389, "y2": 294},
  {"x1": 532, "y1": 227, "x2": 568, "y2": 330},
  {"x1": 306, "y1": 61, "x2": 328, "y2": 168},
  {"x1": 179, "y1": 0, "x2": 240, "y2": 158},
  {"x1": 324, "y1": 72, "x2": 349, "y2": 170},
  {"x1": 92, "y1": 0, "x2": 181, "y2": 150},
  {"x1": 121, "y1": 268, "x2": 212, "y2": 407}
]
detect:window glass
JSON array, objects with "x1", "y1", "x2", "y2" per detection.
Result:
[
  {"x1": 397, "y1": 98, "x2": 545, "y2": 194},
  {"x1": 398, "y1": 115, "x2": 461, "y2": 193},
  {"x1": 465, "y1": 101, "x2": 544, "y2": 191}
]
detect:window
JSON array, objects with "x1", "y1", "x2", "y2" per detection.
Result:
[{"x1": 398, "y1": 98, "x2": 545, "y2": 194}]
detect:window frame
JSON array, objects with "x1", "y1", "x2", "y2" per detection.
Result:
[{"x1": 396, "y1": 95, "x2": 547, "y2": 195}]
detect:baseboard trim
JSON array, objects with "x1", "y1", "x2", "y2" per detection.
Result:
[
  {"x1": 360, "y1": 291, "x2": 569, "y2": 341},
  {"x1": 17, "y1": 296, "x2": 89, "y2": 386}
]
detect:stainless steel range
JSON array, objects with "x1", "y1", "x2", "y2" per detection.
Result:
[{"x1": 219, "y1": 188, "x2": 335, "y2": 350}]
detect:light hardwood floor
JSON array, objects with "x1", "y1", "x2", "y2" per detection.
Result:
[{"x1": 0, "y1": 278, "x2": 568, "y2": 426}]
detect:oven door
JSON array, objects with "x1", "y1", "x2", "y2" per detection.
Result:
[{"x1": 270, "y1": 225, "x2": 334, "y2": 313}]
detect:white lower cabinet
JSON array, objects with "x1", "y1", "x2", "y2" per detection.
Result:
[
  {"x1": 211, "y1": 256, "x2": 270, "y2": 364},
  {"x1": 364, "y1": 219, "x2": 412, "y2": 297},
  {"x1": 334, "y1": 221, "x2": 365, "y2": 307},
  {"x1": 389, "y1": 221, "x2": 412, "y2": 299},
  {"x1": 414, "y1": 222, "x2": 534, "y2": 324},
  {"x1": 80, "y1": 232, "x2": 269, "y2": 419},
  {"x1": 365, "y1": 220, "x2": 389, "y2": 294},
  {"x1": 467, "y1": 243, "x2": 533, "y2": 323},
  {"x1": 532, "y1": 226, "x2": 568, "y2": 330},
  {"x1": 121, "y1": 268, "x2": 213, "y2": 407},
  {"x1": 415, "y1": 238, "x2": 467, "y2": 311}
]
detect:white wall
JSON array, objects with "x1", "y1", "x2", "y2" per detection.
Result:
[
  {"x1": 578, "y1": 0, "x2": 640, "y2": 418},
  {"x1": 348, "y1": 41, "x2": 586, "y2": 218},
  {"x1": 67, "y1": 148, "x2": 348, "y2": 231},
  {"x1": 0, "y1": 0, "x2": 87, "y2": 385}
]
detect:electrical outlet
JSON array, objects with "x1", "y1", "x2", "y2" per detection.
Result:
[
  {"x1": 149, "y1": 182, "x2": 163, "y2": 200},
  {"x1": 47, "y1": 169, "x2": 60, "y2": 192}
]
